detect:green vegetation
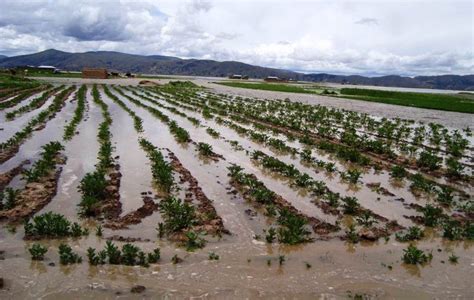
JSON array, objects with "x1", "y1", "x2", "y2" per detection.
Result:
[
  {"x1": 339, "y1": 88, "x2": 474, "y2": 113},
  {"x1": 159, "y1": 197, "x2": 196, "y2": 234},
  {"x1": 395, "y1": 226, "x2": 424, "y2": 242},
  {"x1": 87, "y1": 241, "x2": 160, "y2": 266},
  {"x1": 24, "y1": 212, "x2": 88, "y2": 239},
  {"x1": 0, "y1": 86, "x2": 75, "y2": 151},
  {"x1": 402, "y1": 244, "x2": 432, "y2": 265},
  {"x1": 78, "y1": 171, "x2": 108, "y2": 216},
  {"x1": 59, "y1": 244, "x2": 82, "y2": 265},
  {"x1": 276, "y1": 208, "x2": 311, "y2": 245},
  {"x1": 198, "y1": 142, "x2": 213, "y2": 156},
  {"x1": 28, "y1": 243, "x2": 48, "y2": 260},
  {"x1": 6, "y1": 86, "x2": 63, "y2": 120},
  {"x1": 22, "y1": 141, "x2": 64, "y2": 182},
  {"x1": 0, "y1": 187, "x2": 19, "y2": 210},
  {"x1": 63, "y1": 85, "x2": 87, "y2": 140},
  {"x1": 139, "y1": 138, "x2": 174, "y2": 193},
  {"x1": 217, "y1": 82, "x2": 317, "y2": 94}
]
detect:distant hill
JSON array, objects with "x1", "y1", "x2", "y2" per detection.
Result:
[
  {"x1": 1, "y1": 49, "x2": 473, "y2": 90},
  {"x1": 0, "y1": 55, "x2": 7, "y2": 60}
]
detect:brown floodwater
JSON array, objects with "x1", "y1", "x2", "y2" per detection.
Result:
[{"x1": 1, "y1": 81, "x2": 473, "y2": 299}]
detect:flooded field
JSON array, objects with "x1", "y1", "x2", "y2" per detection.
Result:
[{"x1": 1, "y1": 78, "x2": 473, "y2": 299}]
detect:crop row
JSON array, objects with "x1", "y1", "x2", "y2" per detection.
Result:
[
  {"x1": 5, "y1": 85, "x2": 64, "y2": 120},
  {"x1": 63, "y1": 85, "x2": 87, "y2": 140}
]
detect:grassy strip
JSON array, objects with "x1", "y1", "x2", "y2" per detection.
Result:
[
  {"x1": 0, "y1": 74, "x2": 41, "y2": 90},
  {"x1": 63, "y1": 85, "x2": 87, "y2": 140},
  {"x1": 0, "y1": 86, "x2": 76, "y2": 150},
  {"x1": 6, "y1": 86, "x2": 64, "y2": 120},
  {"x1": 339, "y1": 88, "x2": 474, "y2": 114},
  {"x1": 216, "y1": 81, "x2": 316, "y2": 94}
]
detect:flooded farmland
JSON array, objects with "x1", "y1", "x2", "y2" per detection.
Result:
[{"x1": 0, "y1": 78, "x2": 473, "y2": 299}]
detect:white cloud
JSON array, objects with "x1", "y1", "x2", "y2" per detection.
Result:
[{"x1": 0, "y1": 0, "x2": 472, "y2": 76}]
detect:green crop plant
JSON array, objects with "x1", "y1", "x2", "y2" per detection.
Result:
[
  {"x1": 184, "y1": 231, "x2": 206, "y2": 251},
  {"x1": 59, "y1": 244, "x2": 82, "y2": 265},
  {"x1": 356, "y1": 211, "x2": 378, "y2": 227},
  {"x1": 345, "y1": 224, "x2": 359, "y2": 243},
  {"x1": 0, "y1": 187, "x2": 19, "y2": 210},
  {"x1": 198, "y1": 142, "x2": 213, "y2": 156},
  {"x1": 139, "y1": 138, "x2": 174, "y2": 193},
  {"x1": 402, "y1": 244, "x2": 432, "y2": 265},
  {"x1": 420, "y1": 204, "x2": 444, "y2": 227},
  {"x1": 78, "y1": 171, "x2": 108, "y2": 216},
  {"x1": 417, "y1": 151, "x2": 441, "y2": 171},
  {"x1": 160, "y1": 197, "x2": 196, "y2": 233},
  {"x1": 22, "y1": 141, "x2": 64, "y2": 183},
  {"x1": 28, "y1": 243, "x2": 48, "y2": 260},
  {"x1": 24, "y1": 212, "x2": 88, "y2": 239},
  {"x1": 208, "y1": 252, "x2": 219, "y2": 260},
  {"x1": 390, "y1": 165, "x2": 407, "y2": 179},
  {"x1": 395, "y1": 226, "x2": 424, "y2": 242},
  {"x1": 341, "y1": 196, "x2": 360, "y2": 215},
  {"x1": 276, "y1": 208, "x2": 311, "y2": 245},
  {"x1": 206, "y1": 127, "x2": 220, "y2": 138},
  {"x1": 265, "y1": 227, "x2": 277, "y2": 243}
]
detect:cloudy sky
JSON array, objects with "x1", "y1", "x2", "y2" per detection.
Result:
[{"x1": 0, "y1": 0, "x2": 472, "y2": 76}]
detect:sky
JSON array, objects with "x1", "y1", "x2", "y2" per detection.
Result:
[{"x1": 0, "y1": 0, "x2": 472, "y2": 76}]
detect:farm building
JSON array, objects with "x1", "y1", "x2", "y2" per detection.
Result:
[
  {"x1": 228, "y1": 74, "x2": 249, "y2": 80},
  {"x1": 22, "y1": 65, "x2": 59, "y2": 74},
  {"x1": 82, "y1": 68, "x2": 108, "y2": 79},
  {"x1": 264, "y1": 76, "x2": 288, "y2": 82}
]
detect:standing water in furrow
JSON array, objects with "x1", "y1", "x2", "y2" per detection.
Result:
[
  {"x1": 116, "y1": 89, "x2": 263, "y2": 246},
  {"x1": 0, "y1": 89, "x2": 59, "y2": 140},
  {"x1": 122, "y1": 88, "x2": 337, "y2": 225},
  {"x1": 141, "y1": 89, "x2": 420, "y2": 226},
  {"x1": 100, "y1": 87, "x2": 153, "y2": 215},
  {"x1": 0, "y1": 88, "x2": 77, "y2": 173},
  {"x1": 39, "y1": 86, "x2": 101, "y2": 219}
]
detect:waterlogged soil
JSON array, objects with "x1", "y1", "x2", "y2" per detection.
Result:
[{"x1": 1, "y1": 81, "x2": 473, "y2": 299}]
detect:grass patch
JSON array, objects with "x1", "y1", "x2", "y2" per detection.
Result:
[
  {"x1": 216, "y1": 82, "x2": 318, "y2": 94},
  {"x1": 339, "y1": 88, "x2": 474, "y2": 113}
]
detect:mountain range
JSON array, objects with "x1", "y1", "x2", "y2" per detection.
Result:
[{"x1": 0, "y1": 49, "x2": 473, "y2": 90}]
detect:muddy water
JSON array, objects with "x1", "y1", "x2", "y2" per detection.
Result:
[
  {"x1": 133, "y1": 91, "x2": 417, "y2": 226},
  {"x1": 0, "y1": 91, "x2": 77, "y2": 173},
  {"x1": 0, "y1": 91, "x2": 55, "y2": 141},
  {"x1": 39, "y1": 87, "x2": 101, "y2": 221},
  {"x1": 122, "y1": 90, "x2": 337, "y2": 225},
  {"x1": 119, "y1": 93, "x2": 262, "y2": 244},
  {"x1": 1, "y1": 82, "x2": 474, "y2": 299},
  {"x1": 1, "y1": 222, "x2": 472, "y2": 298},
  {"x1": 102, "y1": 88, "x2": 154, "y2": 215}
]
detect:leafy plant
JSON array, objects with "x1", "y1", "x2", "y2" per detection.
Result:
[
  {"x1": 160, "y1": 197, "x2": 196, "y2": 233},
  {"x1": 265, "y1": 227, "x2": 276, "y2": 243},
  {"x1": 28, "y1": 243, "x2": 48, "y2": 260},
  {"x1": 390, "y1": 165, "x2": 407, "y2": 179},
  {"x1": 341, "y1": 196, "x2": 360, "y2": 215},
  {"x1": 208, "y1": 252, "x2": 219, "y2": 260},
  {"x1": 198, "y1": 142, "x2": 213, "y2": 156},
  {"x1": 356, "y1": 211, "x2": 378, "y2": 227},
  {"x1": 277, "y1": 208, "x2": 311, "y2": 245},
  {"x1": 402, "y1": 244, "x2": 432, "y2": 265},
  {"x1": 184, "y1": 231, "x2": 206, "y2": 251},
  {"x1": 24, "y1": 212, "x2": 87, "y2": 239},
  {"x1": 395, "y1": 226, "x2": 424, "y2": 242},
  {"x1": 59, "y1": 244, "x2": 82, "y2": 265}
]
